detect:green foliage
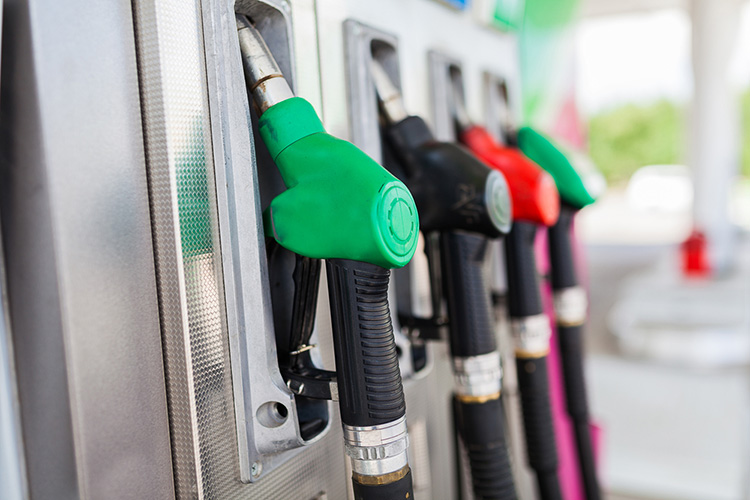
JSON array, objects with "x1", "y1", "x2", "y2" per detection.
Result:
[
  {"x1": 740, "y1": 90, "x2": 750, "y2": 178},
  {"x1": 587, "y1": 100, "x2": 685, "y2": 185}
]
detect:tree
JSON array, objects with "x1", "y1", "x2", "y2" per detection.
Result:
[{"x1": 587, "y1": 100, "x2": 685, "y2": 185}]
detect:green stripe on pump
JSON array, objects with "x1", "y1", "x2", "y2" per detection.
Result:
[
  {"x1": 517, "y1": 126, "x2": 595, "y2": 209},
  {"x1": 259, "y1": 97, "x2": 419, "y2": 269}
]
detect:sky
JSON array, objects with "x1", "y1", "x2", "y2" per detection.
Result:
[{"x1": 575, "y1": 3, "x2": 750, "y2": 115}]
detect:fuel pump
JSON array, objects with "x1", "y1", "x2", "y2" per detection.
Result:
[
  {"x1": 452, "y1": 89, "x2": 564, "y2": 500},
  {"x1": 370, "y1": 59, "x2": 517, "y2": 500},
  {"x1": 237, "y1": 17, "x2": 417, "y2": 498},
  {"x1": 517, "y1": 127, "x2": 600, "y2": 500}
]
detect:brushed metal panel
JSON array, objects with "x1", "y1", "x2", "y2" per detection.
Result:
[
  {"x1": 0, "y1": 2, "x2": 28, "y2": 498},
  {"x1": 0, "y1": 249, "x2": 26, "y2": 500},
  {"x1": 0, "y1": 0, "x2": 174, "y2": 499}
]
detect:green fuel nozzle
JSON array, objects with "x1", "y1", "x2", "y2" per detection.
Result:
[
  {"x1": 237, "y1": 16, "x2": 418, "y2": 270},
  {"x1": 516, "y1": 127, "x2": 595, "y2": 210},
  {"x1": 237, "y1": 18, "x2": 416, "y2": 498}
]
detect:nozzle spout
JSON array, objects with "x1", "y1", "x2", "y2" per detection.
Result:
[
  {"x1": 448, "y1": 71, "x2": 473, "y2": 133},
  {"x1": 370, "y1": 59, "x2": 409, "y2": 124},
  {"x1": 236, "y1": 15, "x2": 294, "y2": 114}
]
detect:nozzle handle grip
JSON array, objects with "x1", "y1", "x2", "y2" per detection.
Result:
[
  {"x1": 547, "y1": 205, "x2": 578, "y2": 290},
  {"x1": 454, "y1": 396, "x2": 518, "y2": 500},
  {"x1": 504, "y1": 222, "x2": 543, "y2": 318},
  {"x1": 352, "y1": 468, "x2": 414, "y2": 500},
  {"x1": 326, "y1": 259, "x2": 406, "y2": 427},
  {"x1": 516, "y1": 356, "x2": 562, "y2": 500},
  {"x1": 537, "y1": 472, "x2": 564, "y2": 500},
  {"x1": 440, "y1": 231, "x2": 497, "y2": 357}
]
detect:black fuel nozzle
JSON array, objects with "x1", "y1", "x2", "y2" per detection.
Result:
[
  {"x1": 371, "y1": 60, "x2": 512, "y2": 239},
  {"x1": 372, "y1": 59, "x2": 517, "y2": 500}
]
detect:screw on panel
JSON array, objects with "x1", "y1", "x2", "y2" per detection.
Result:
[{"x1": 251, "y1": 461, "x2": 262, "y2": 478}]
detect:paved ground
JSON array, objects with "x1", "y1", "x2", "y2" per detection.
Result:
[
  {"x1": 584, "y1": 243, "x2": 671, "y2": 356},
  {"x1": 580, "y1": 233, "x2": 749, "y2": 499}
]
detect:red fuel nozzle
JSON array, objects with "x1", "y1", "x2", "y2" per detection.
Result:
[{"x1": 461, "y1": 125, "x2": 560, "y2": 227}]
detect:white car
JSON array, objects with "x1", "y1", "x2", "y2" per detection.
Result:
[{"x1": 626, "y1": 164, "x2": 693, "y2": 213}]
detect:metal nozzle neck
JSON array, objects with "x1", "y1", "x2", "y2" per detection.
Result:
[
  {"x1": 448, "y1": 72, "x2": 473, "y2": 133},
  {"x1": 236, "y1": 15, "x2": 294, "y2": 114},
  {"x1": 370, "y1": 59, "x2": 409, "y2": 124}
]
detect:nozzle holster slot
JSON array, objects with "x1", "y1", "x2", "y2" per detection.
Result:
[
  {"x1": 483, "y1": 71, "x2": 516, "y2": 146},
  {"x1": 344, "y1": 20, "x2": 432, "y2": 380},
  {"x1": 224, "y1": 0, "x2": 331, "y2": 482}
]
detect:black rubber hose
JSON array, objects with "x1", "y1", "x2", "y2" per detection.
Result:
[
  {"x1": 573, "y1": 419, "x2": 599, "y2": 500},
  {"x1": 559, "y1": 325, "x2": 599, "y2": 500},
  {"x1": 454, "y1": 396, "x2": 517, "y2": 500},
  {"x1": 352, "y1": 468, "x2": 414, "y2": 500},
  {"x1": 537, "y1": 471, "x2": 563, "y2": 500},
  {"x1": 557, "y1": 324, "x2": 590, "y2": 424},
  {"x1": 505, "y1": 223, "x2": 561, "y2": 500},
  {"x1": 516, "y1": 357, "x2": 561, "y2": 500}
]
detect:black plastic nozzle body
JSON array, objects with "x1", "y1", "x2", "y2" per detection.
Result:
[
  {"x1": 504, "y1": 222, "x2": 561, "y2": 500},
  {"x1": 382, "y1": 115, "x2": 504, "y2": 238},
  {"x1": 380, "y1": 112, "x2": 515, "y2": 499},
  {"x1": 547, "y1": 205, "x2": 601, "y2": 500}
]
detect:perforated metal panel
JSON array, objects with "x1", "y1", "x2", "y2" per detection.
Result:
[
  {"x1": 133, "y1": 0, "x2": 349, "y2": 498},
  {"x1": 133, "y1": 0, "x2": 233, "y2": 495}
]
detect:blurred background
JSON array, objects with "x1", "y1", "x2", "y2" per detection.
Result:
[
  {"x1": 1, "y1": 1, "x2": 747, "y2": 499},
  {"x1": 523, "y1": 0, "x2": 750, "y2": 498}
]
